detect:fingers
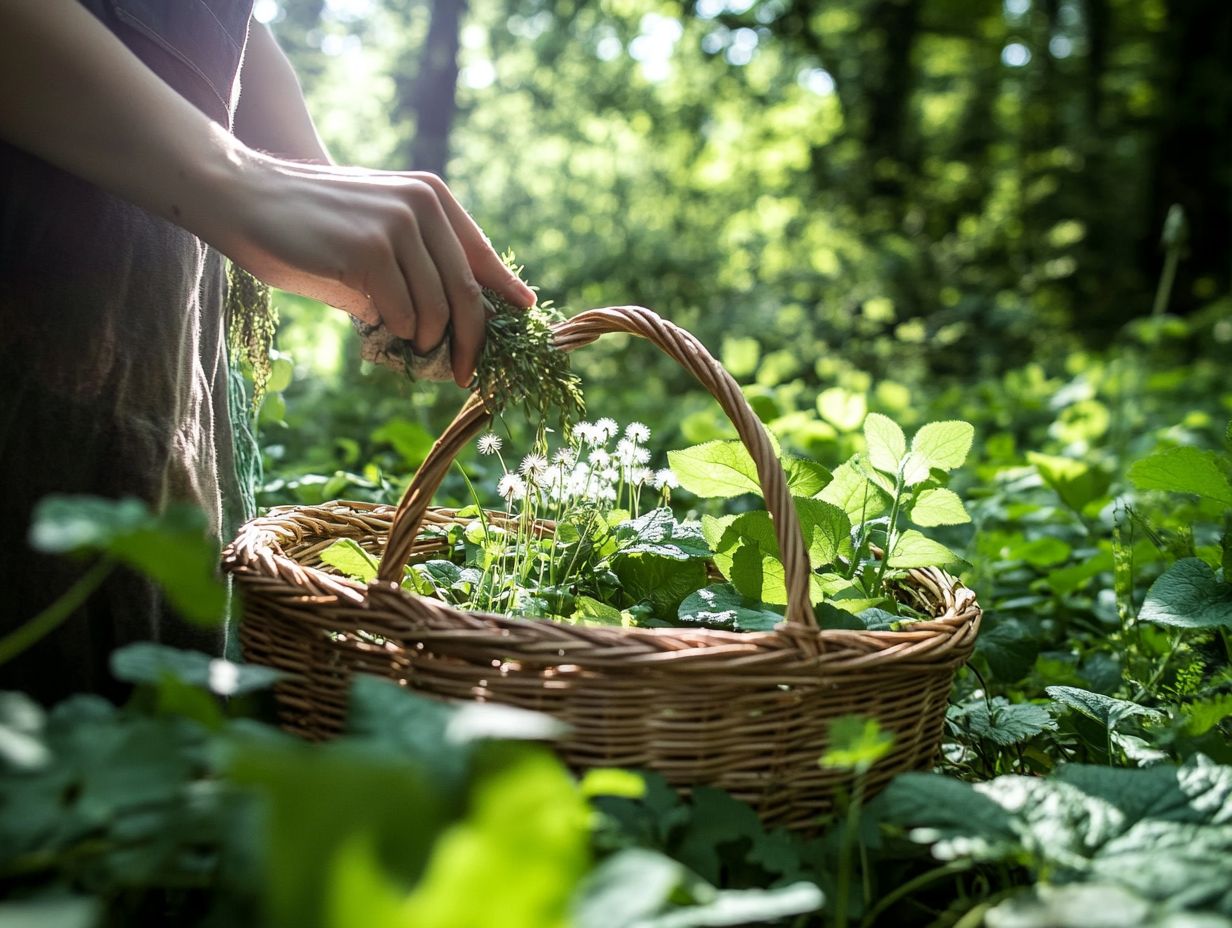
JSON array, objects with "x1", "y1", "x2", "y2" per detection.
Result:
[
  {"x1": 402, "y1": 182, "x2": 486, "y2": 386},
  {"x1": 363, "y1": 247, "x2": 417, "y2": 340},
  {"x1": 411, "y1": 173, "x2": 537, "y2": 309}
]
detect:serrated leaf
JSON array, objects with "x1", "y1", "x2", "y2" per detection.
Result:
[
  {"x1": 784, "y1": 457, "x2": 832, "y2": 496},
  {"x1": 950, "y1": 697, "x2": 1058, "y2": 747},
  {"x1": 1046, "y1": 686, "x2": 1164, "y2": 729},
  {"x1": 887, "y1": 530, "x2": 968, "y2": 569},
  {"x1": 975, "y1": 617, "x2": 1041, "y2": 682},
  {"x1": 911, "y1": 421, "x2": 974, "y2": 471},
  {"x1": 667, "y1": 441, "x2": 761, "y2": 498},
  {"x1": 318, "y1": 538, "x2": 379, "y2": 583},
  {"x1": 910, "y1": 488, "x2": 971, "y2": 527},
  {"x1": 612, "y1": 553, "x2": 708, "y2": 620},
  {"x1": 818, "y1": 460, "x2": 891, "y2": 523},
  {"x1": 1139, "y1": 558, "x2": 1232, "y2": 629},
  {"x1": 794, "y1": 497, "x2": 851, "y2": 567},
  {"x1": 864, "y1": 413, "x2": 906, "y2": 474},
  {"x1": 1128, "y1": 446, "x2": 1232, "y2": 505},
  {"x1": 899, "y1": 451, "x2": 933, "y2": 487},
  {"x1": 615, "y1": 509, "x2": 710, "y2": 560}
]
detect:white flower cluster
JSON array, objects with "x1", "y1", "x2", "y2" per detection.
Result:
[{"x1": 481, "y1": 419, "x2": 677, "y2": 508}]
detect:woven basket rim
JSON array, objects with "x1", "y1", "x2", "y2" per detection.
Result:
[{"x1": 224, "y1": 499, "x2": 982, "y2": 655}]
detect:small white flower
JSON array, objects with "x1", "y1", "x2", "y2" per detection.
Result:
[
  {"x1": 477, "y1": 433, "x2": 502, "y2": 455},
  {"x1": 615, "y1": 439, "x2": 638, "y2": 465},
  {"x1": 629, "y1": 467, "x2": 652, "y2": 486},
  {"x1": 497, "y1": 473, "x2": 526, "y2": 501},
  {"x1": 553, "y1": 448, "x2": 577, "y2": 467},
  {"x1": 596, "y1": 417, "x2": 619, "y2": 439},
  {"x1": 576, "y1": 423, "x2": 604, "y2": 447},
  {"x1": 520, "y1": 452, "x2": 549, "y2": 477},
  {"x1": 625, "y1": 422, "x2": 651, "y2": 443},
  {"x1": 633, "y1": 446, "x2": 651, "y2": 465},
  {"x1": 598, "y1": 485, "x2": 618, "y2": 502},
  {"x1": 653, "y1": 469, "x2": 680, "y2": 490},
  {"x1": 600, "y1": 467, "x2": 619, "y2": 483},
  {"x1": 589, "y1": 449, "x2": 611, "y2": 467}
]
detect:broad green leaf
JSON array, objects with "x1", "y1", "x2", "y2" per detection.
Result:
[
  {"x1": 677, "y1": 583, "x2": 783, "y2": 632},
  {"x1": 909, "y1": 488, "x2": 971, "y2": 527},
  {"x1": 820, "y1": 716, "x2": 894, "y2": 773},
  {"x1": 612, "y1": 553, "x2": 708, "y2": 620},
  {"x1": 974, "y1": 617, "x2": 1041, "y2": 682},
  {"x1": 1046, "y1": 686, "x2": 1164, "y2": 729},
  {"x1": 110, "y1": 643, "x2": 286, "y2": 696},
  {"x1": 572, "y1": 596, "x2": 625, "y2": 627},
  {"x1": 615, "y1": 509, "x2": 710, "y2": 560},
  {"x1": 910, "y1": 421, "x2": 974, "y2": 471},
  {"x1": 816, "y1": 387, "x2": 867, "y2": 432},
  {"x1": 1128, "y1": 446, "x2": 1232, "y2": 505},
  {"x1": 390, "y1": 747, "x2": 591, "y2": 928},
  {"x1": 1028, "y1": 452, "x2": 1113, "y2": 513},
  {"x1": 29, "y1": 495, "x2": 225, "y2": 625},
  {"x1": 887, "y1": 530, "x2": 968, "y2": 570},
  {"x1": 864, "y1": 413, "x2": 906, "y2": 474},
  {"x1": 818, "y1": 460, "x2": 891, "y2": 523},
  {"x1": 1139, "y1": 558, "x2": 1232, "y2": 629},
  {"x1": 668, "y1": 441, "x2": 761, "y2": 498},
  {"x1": 984, "y1": 884, "x2": 1157, "y2": 928},
  {"x1": 318, "y1": 538, "x2": 379, "y2": 583},
  {"x1": 731, "y1": 543, "x2": 786, "y2": 605},
  {"x1": 783, "y1": 457, "x2": 832, "y2": 496},
  {"x1": 794, "y1": 497, "x2": 851, "y2": 567},
  {"x1": 899, "y1": 451, "x2": 933, "y2": 487},
  {"x1": 949, "y1": 697, "x2": 1058, "y2": 747}
]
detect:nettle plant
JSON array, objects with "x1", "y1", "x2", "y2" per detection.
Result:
[{"x1": 320, "y1": 413, "x2": 975, "y2": 632}]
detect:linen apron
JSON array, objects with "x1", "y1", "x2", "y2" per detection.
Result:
[{"x1": 0, "y1": 0, "x2": 255, "y2": 703}]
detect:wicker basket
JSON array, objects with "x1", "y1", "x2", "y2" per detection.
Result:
[{"x1": 224, "y1": 306, "x2": 981, "y2": 830}]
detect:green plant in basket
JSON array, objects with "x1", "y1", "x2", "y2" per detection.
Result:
[{"x1": 320, "y1": 410, "x2": 976, "y2": 634}]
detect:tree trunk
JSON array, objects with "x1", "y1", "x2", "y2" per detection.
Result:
[{"x1": 402, "y1": 0, "x2": 467, "y2": 177}]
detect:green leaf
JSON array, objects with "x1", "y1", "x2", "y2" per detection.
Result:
[
  {"x1": 1028, "y1": 452, "x2": 1113, "y2": 513},
  {"x1": 615, "y1": 509, "x2": 710, "y2": 560},
  {"x1": 731, "y1": 543, "x2": 786, "y2": 605},
  {"x1": 29, "y1": 495, "x2": 225, "y2": 625},
  {"x1": 949, "y1": 697, "x2": 1058, "y2": 747},
  {"x1": 667, "y1": 441, "x2": 762, "y2": 498},
  {"x1": 864, "y1": 412, "x2": 906, "y2": 474},
  {"x1": 1139, "y1": 558, "x2": 1232, "y2": 629},
  {"x1": 909, "y1": 488, "x2": 971, "y2": 527},
  {"x1": 974, "y1": 617, "x2": 1041, "y2": 682},
  {"x1": 887, "y1": 530, "x2": 968, "y2": 570},
  {"x1": 110, "y1": 643, "x2": 286, "y2": 696},
  {"x1": 794, "y1": 497, "x2": 852, "y2": 567},
  {"x1": 910, "y1": 421, "x2": 974, "y2": 471},
  {"x1": 984, "y1": 884, "x2": 1158, "y2": 928},
  {"x1": 820, "y1": 715, "x2": 894, "y2": 773},
  {"x1": 1046, "y1": 686, "x2": 1164, "y2": 729},
  {"x1": 677, "y1": 583, "x2": 783, "y2": 632},
  {"x1": 1128, "y1": 446, "x2": 1232, "y2": 505},
  {"x1": 572, "y1": 596, "x2": 624, "y2": 627},
  {"x1": 318, "y1": 538, "x2": 379, "y2": 583},
  {"x1": 783, "y1": 457, "x2": 832, "y2": 496},
  {"x1": 818, "y1": 460, "x2": 892, "y2": 523},
  {"x1": 612, "y1": 553, "x2": 708, "y2": 620}
]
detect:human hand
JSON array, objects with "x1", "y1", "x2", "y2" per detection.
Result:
[{"x1": 214, "y1": 156, "x2": 535, "y2": 387}]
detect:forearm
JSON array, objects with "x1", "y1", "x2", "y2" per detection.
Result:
[
  {"x1": 0, "y1": 0, "x2": 245, "y2": 244},
  {"x1": 233, "y1": 24, "x2": 332, "y2": 164}
]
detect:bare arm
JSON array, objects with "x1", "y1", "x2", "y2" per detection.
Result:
[
  {"x1": 0, "y1": 0, "x2": 532, "y2": 386},
  {"x1": 234, "y1": 23, "x2": 331, "y2": 164}
]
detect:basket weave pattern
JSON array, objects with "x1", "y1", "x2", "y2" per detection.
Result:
[{"x1": 225, "y1": 307, "x2": 981, "y2": 830}]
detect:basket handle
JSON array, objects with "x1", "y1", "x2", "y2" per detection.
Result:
[{"x1": 377, "y1": 306, "x2": 816, "y2": 630}]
